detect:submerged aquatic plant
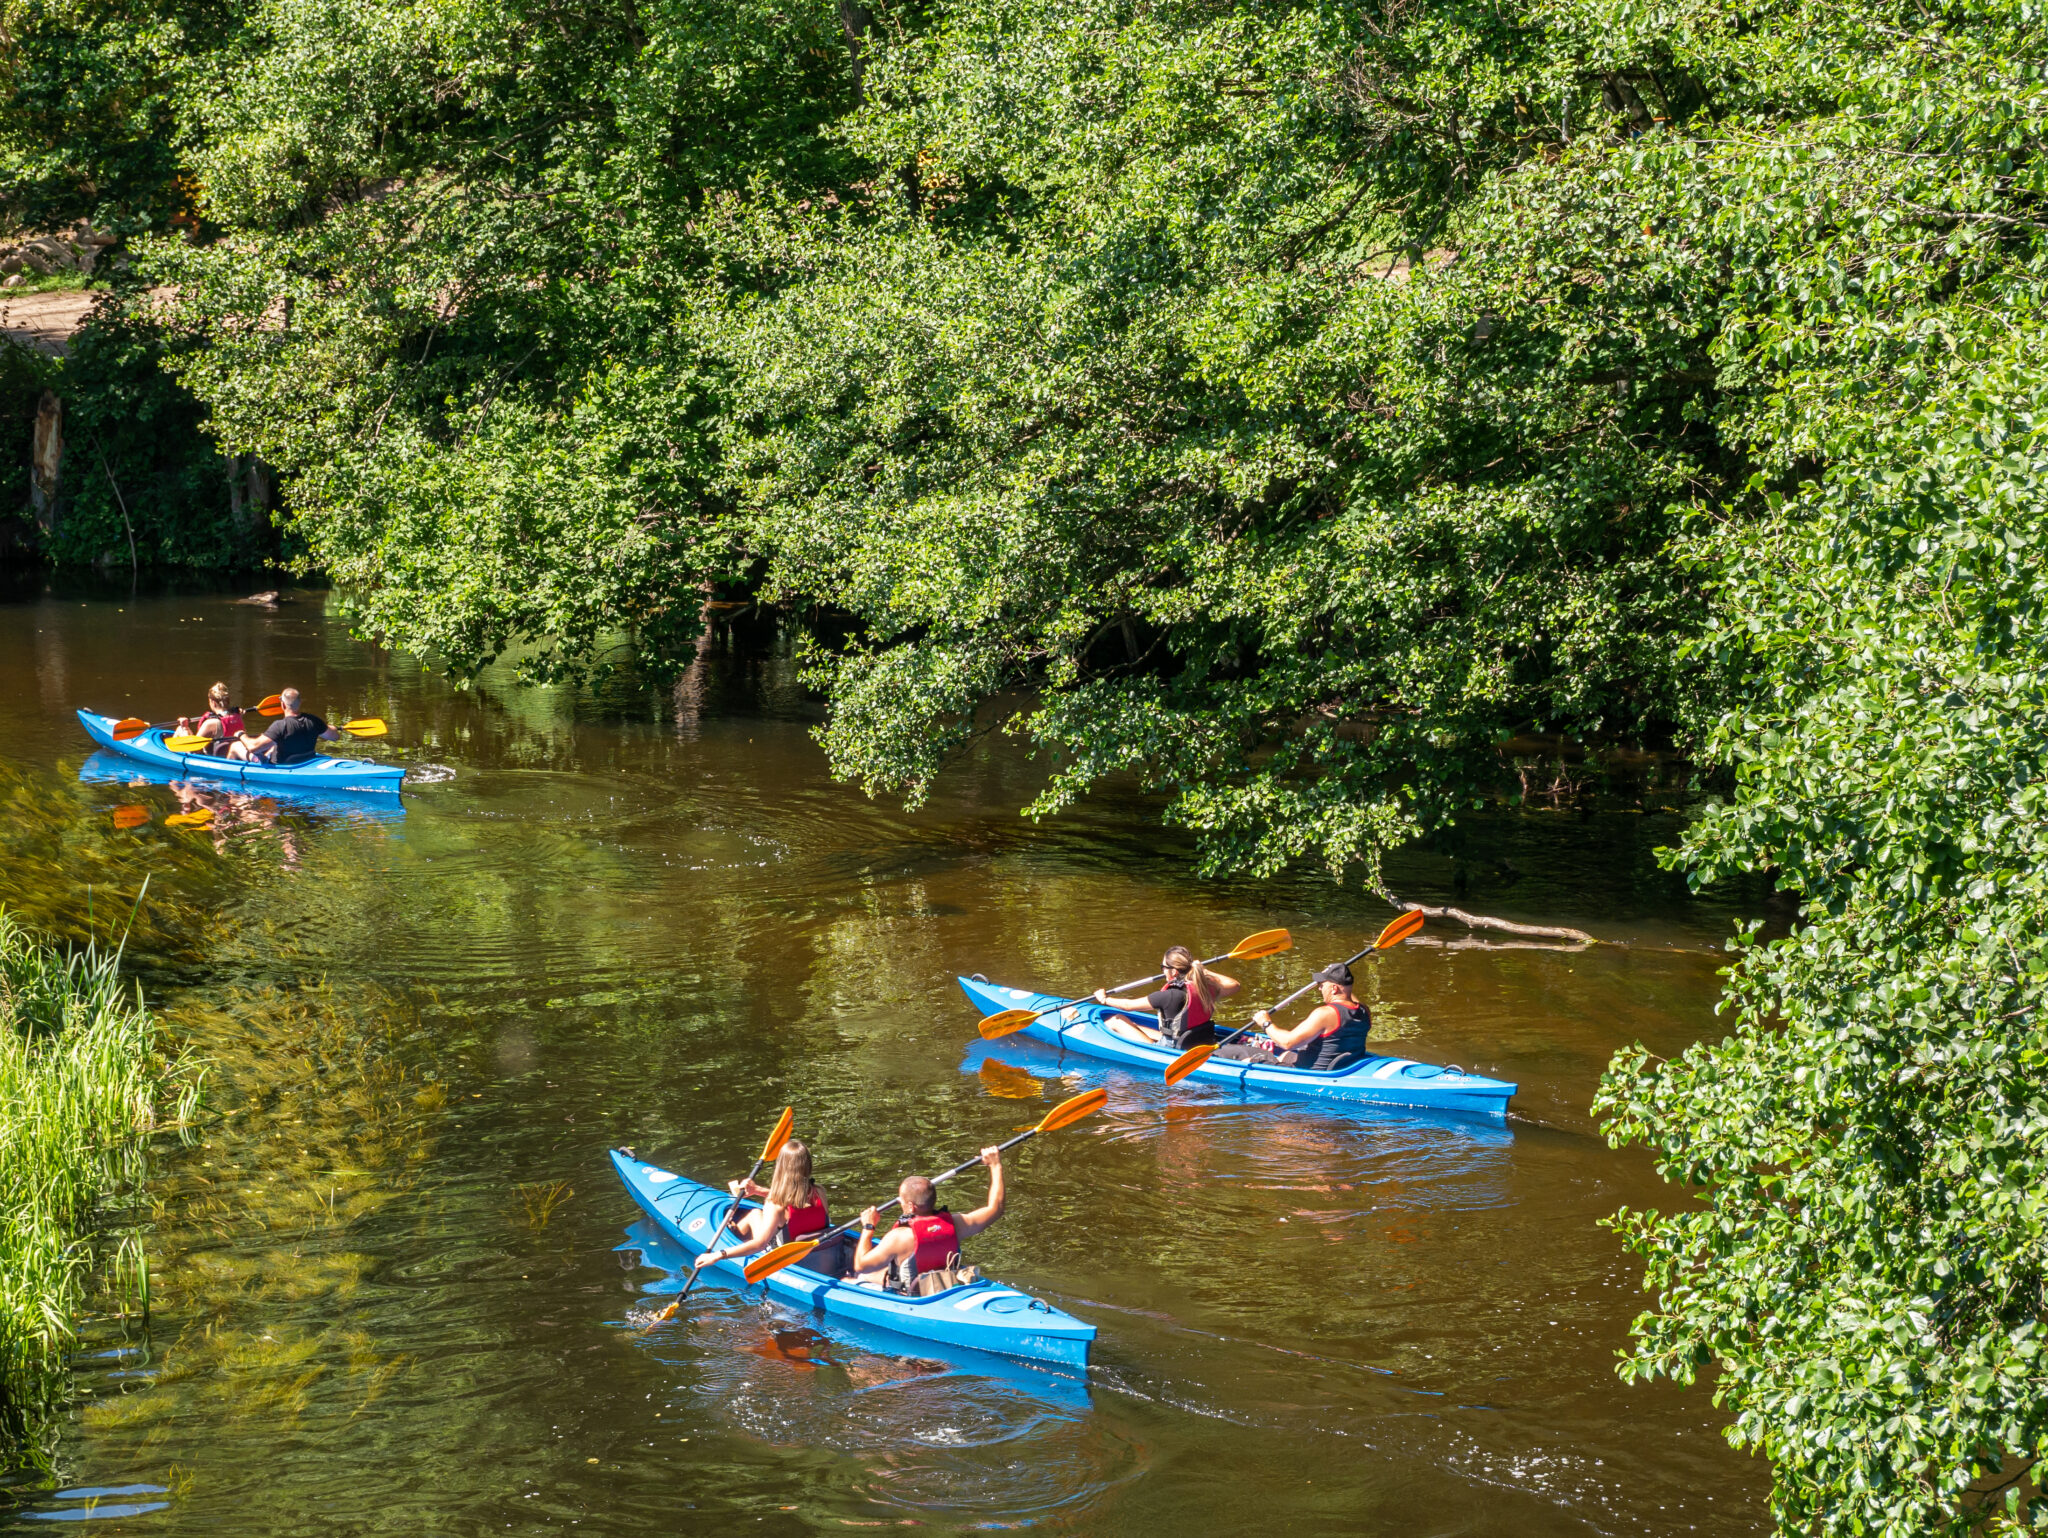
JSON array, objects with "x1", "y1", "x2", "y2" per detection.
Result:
[{"x1": 0, "y1": 907, "x2": 195, "y2": 1457}]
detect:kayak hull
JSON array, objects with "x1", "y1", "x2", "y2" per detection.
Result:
[
  {"x1": 609, "y1": 1150, "x2": 1094, "y2": 1372},
  {"x1": 958, "y1": 976, "x2": 1516, "y2": 1118},
  {"x1": 77, "y1": 708, "x2": 405, "y2": 795}
]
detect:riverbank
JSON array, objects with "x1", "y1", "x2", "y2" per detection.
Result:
[{"x1": 0, "y1": 908, "x2": 192, "y2": 1457}]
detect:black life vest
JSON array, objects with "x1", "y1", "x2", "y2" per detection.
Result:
[
  {"x1": 1296, "y1": 1001, "x2": 1371, "y2": 1071},
  {"x1": 1157, "y1": 981, "x2": 1215, "y2": 1048}
]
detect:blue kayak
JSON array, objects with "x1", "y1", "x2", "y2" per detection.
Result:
[
  {"x1": 958, "y1": 976, "x2": 1516, "y2": 1119},
  {"x1": 78, "y1": 708, "x2": 406, "y2": 795},
  {"x1": 609, "y1": 1150, "x2": 1095, "y2": 1372}
]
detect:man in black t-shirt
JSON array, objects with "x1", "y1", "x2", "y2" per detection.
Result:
[{"x1": 228, "y1": 687, "x2": 342, "y2": 765}]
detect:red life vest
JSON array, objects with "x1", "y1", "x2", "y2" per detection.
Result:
[
  {"x1": 905, "y1": 1210, "x2": 958, "y2": 1275},
  {"x1": 199, "y1": 708, "x2": 244, "y2": 746},
  {"x1": 780, "y1": 1190, "x2": 828, "y2": 1241}
]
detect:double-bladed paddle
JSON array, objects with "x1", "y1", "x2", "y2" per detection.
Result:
[
  {"x1": 975, "y1": 929, "x2": 1293, "y2": 1041},
  {"x1": 162, "y1": 717, "x2": 389, "y2": 753},
  {"x1": 1163, "y1": 910, "x2": 1426, "y2": 1085},
  {"x1": 646, "y1": 1106, "x2": 795, "y2": 1327},
  {"x1": 741, "y1": 1087, "x2": 1109, "y2": 1286}
]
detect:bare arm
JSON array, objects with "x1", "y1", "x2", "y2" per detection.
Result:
[
  {"x1": 693, "y1": 1197, "x2": 785, "y2": 1267},
  {"x1": 951, "y1": 1148, "x2": 1006, "y2": 1242},
  {"x1": 853, "y1": 1209, "x2": 912, "y2": 1276},
  {"x1": 1258, "y1": 1002, "x2": 1338, "y2": 1051},
  {"x1": 1093, "y1": 989, "x2": 1157, "y2": 1014},
  {"x1": 1203, "y1": 967, "x2": 1241, "y2": 1001}
]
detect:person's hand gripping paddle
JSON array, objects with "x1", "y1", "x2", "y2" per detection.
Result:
[
  {"x1": 646, "y1": 1106, "x2": 794, "y2": 1326},
  {"x1": 741, "y1": 1088, "x2": 1109, "y2": 1285},
  {"x1": 975, "y1": 929, "x2": 1293, "y2": 1041},
  {"x1": 1164, "y1": 910, "x2": 1425, "y2": 1085}
]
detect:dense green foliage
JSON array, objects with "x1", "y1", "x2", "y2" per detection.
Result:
[
  {"x1": 0, "y1": 908, "x2": 191, "y2": 1450},
  {"x1": 15, "y1": 0, "x2": 2048, "y2": 1524}
]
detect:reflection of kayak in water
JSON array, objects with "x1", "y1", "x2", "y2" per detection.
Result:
[
  {"x1": 611, "y1": 1152, "x2": 1095, "y2": 1373},
  {"x1": 958, "y1": 976, "x2": 1516, "y2": 1119},
  {"x1": 77, "y1": 708, "x2": 407, "y2": 795},
  {"x1": 80, "y1": 750, "x2": 407, "y2": 823},
  {"x1": 618, "y1": 1219, "x2": 1092, "y2": 1413}
]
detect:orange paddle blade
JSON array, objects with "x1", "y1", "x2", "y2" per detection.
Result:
[
  {"x1": 978, "y1": 1007, "x2": 1041, "y2": 1040},
  {"x1": 1034, "y1": 1086, "x2": 1108, "y2": 1134},
  {"x1": 110, "y1": 718, "x2": 151, "y2": 741},
  {"x1": 255, "y1": 693, "x2": 282, "y2": 712},
  {"x1": 760, "y1": 1106, "x2": 795, "y2": 1165},
  {"x1": 1164, "y1": 1042, "x2": 1218, "y2": 1086},
  {"x1": 1226, "y1": 927, "x2": 1292, "y2": 961},
  {"x1": 744, "y1": 1239, "x2": 818, "y2": 1285},
  {"x1": 111, "y1": 805, "x2": 150, "y2": 830},
  {"x1": 1377, "y1": 910, "x2": 1426, "y2": 949}
]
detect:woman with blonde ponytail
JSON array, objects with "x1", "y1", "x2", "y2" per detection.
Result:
[{"x1": 1093, "y1": 945, "x2": 1241, "y2": 1048}]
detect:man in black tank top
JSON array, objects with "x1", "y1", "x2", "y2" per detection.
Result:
[{"x1": 1214, "y1": 962, "x2": 1371, "y2": 1069}]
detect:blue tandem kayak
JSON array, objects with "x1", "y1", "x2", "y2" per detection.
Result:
[
  {"x1": 77, "y1": 708, "x2": 406, "y2": 795},
  {"x1": 957, "y1": 975, "x2": 1516, "y2": 1119},
  {"x1": 609, "y1": 1149, "x2": 1095, "y2": 1372}
]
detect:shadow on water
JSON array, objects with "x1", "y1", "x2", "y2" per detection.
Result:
[{"x1": 0, "y1": 589, "x2": 1771, "y2": 1535}]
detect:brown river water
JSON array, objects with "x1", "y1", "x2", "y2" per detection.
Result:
[{"x1": 0, "y1": 582, "x2": 1772, "y2": 1535}]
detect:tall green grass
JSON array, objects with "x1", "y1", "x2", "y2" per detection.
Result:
[{"x1": 0, "y1": 905, "x2": 196, "y2": 1453}]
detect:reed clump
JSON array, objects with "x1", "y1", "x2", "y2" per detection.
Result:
[{"x1": 0, "y1": 906, "x2": 195, "y2": 1452}]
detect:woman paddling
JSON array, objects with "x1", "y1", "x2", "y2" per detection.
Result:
[
  {"x1": 1216, "y1": 961, "x2": 1371, "y2": 1069},
  {"x1": 176, "y1": 682, "x2": 243, "y2": 757},
  {"x1": 1092, "y1": 946, "x2": 1240, "y2": 1048},
  {"x1": 692, "y1": 1140, "x2": 849, "y2": 1276}
]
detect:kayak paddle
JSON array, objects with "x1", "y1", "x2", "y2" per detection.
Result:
[
  {"x1": 165, "y1": 717, "x2": 386, "y2": 753},
  {"x1": 110, "y1": 718, "x2": 153, "y2": 741},
  {"x1": 742, "y1": 1087, "x2": 1109, "y2": 1285},
  {"x1": 1164, "y1": 910, "x2": 1425, "y2": 1085},
  {"x1": 976, "y1": 929, "x2": 1293, "y2": 1040},
  {"x1": 647, "y1": 1106, "x2": 794, "y2": 1325}
]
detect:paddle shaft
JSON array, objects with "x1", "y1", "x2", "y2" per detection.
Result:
[
  {"x1": 1206, "y1": 941, "x2": 1381, "y2": 1053},
  {"x1": 1029, "y1": 944, "x2": 1250, "y2": 1033},
  {"x1": 679, "y1": 1150, "x2": 775, "y2": 1299},
  {"x1": 770, "y1": 1124, "x2": 1039, "y2": 1255}
]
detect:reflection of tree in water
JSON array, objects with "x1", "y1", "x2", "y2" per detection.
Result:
[{"x1": 74, "y1": 985, "x2": 429, "y2": 1446}]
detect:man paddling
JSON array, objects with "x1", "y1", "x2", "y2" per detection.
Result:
[
  {"x1": 853, "y1": 1147, "x2": 1004, "y2": 1293},
  {"x1": 1214, "y1": 961, "x2": 1371, "y2": 1069},
  {"x1": 229, "y1": 687, "x2": 341, "y2": 765}
]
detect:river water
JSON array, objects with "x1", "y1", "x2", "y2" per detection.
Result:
[{"x1": 0, "y1": 583, "x2": 1769, "y2": 1534}]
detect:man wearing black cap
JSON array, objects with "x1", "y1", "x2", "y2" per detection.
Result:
[{"x1": 1215, "y1": 961, "x2": 1372, "y2": 1070}]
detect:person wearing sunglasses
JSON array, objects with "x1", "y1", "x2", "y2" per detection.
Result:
[{"x1": 1092, "y1": 945, "x2": 1242, "y2": 1048}]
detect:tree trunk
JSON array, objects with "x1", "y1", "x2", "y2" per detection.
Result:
[{"x1": 30, "y1": 391, "x2": 62, "y2": 533}]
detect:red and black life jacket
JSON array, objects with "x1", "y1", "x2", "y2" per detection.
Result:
[
  {"x1": 1295, "y1": 1001, "x2": 1371, "y2": 1071},
  {"x1": 772, "y1": 1190, "x2": 829, "y2": 1245},
  {"x1": 1157, "y1": 981, "x2": 1215, "y2": 1048},
  {"x1": 902, "y1": 1210, "x2": 958, "y2": 1278},
  {"x1": 198, "y1": 708, "x2": 244, "y2": 753}
]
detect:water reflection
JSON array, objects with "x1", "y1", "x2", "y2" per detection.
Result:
[
  {"x1": 0, "y1": 587, "x2": 1774, "y2": 1537},
  {"x1": 621, "y1": 1223, "x2": 1132, "y2": 1523},
  {"x1": 79, "y1": 752, "x2": 408, "y2": 827}
]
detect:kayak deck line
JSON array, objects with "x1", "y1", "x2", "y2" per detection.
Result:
[
  {"x1": 610, "y1": 1150, "x2": 1095, "y2": 1372},
  {"x1": 957, "y1": 976, "x2": 1516, "y2": 1118},
  {"x1": 76, "y1": 708, "x2": 406, "y2": 796}
]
